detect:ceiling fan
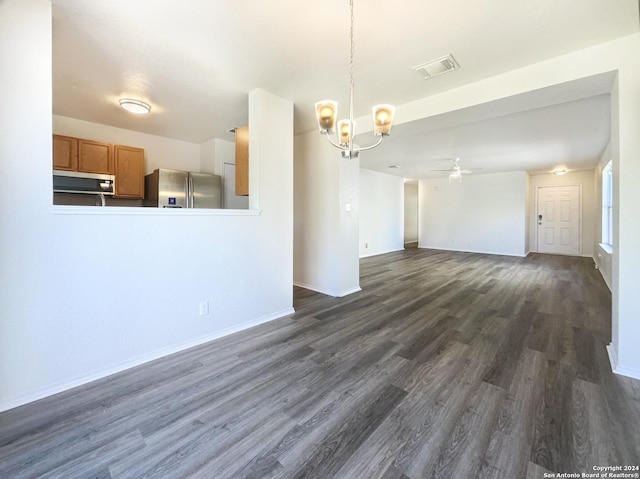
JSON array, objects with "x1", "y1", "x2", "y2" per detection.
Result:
[{"x1": 430, "y1": 158, "x2": 478, "y2": 182}]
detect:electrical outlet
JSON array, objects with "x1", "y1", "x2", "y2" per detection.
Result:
[
  {"x1": 199, "y1": 301, "x2": 209, "y2": 316},
  {"x1": 365, "y1": 243, "x2": 368, "y2": 248}
]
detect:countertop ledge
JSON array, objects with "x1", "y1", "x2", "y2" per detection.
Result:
[{"x1": 50, "y1": 205, "x2": 261, "y2": 216}]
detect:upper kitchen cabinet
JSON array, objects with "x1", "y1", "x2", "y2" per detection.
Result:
[
  {"x1": 52, "y1": 134, "x2": 78, "y2": 171},
  {"x1": 78, "y1": 139, "x2": 112, "y2": 174},
  {"x1": 235, "y1": 125, "x2": 249, "y2": 196},
  {"x1": 53, "y1": 135, "x2": 113, "y2": 174},
  {"x1": 52, "y1": 134, "x2": 146, "y2": 201},
  {"x1": 114, "y1": 145, "x2": 145, "y2": 199}
]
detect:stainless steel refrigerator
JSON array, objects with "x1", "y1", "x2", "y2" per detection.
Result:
[{"x1": 143, "y1": 168, "x2": 222, "y2": 208}]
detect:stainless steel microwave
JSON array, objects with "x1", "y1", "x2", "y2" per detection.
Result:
[{"x1": 53, "y1": 170, "x2": 115, "y2": 195}]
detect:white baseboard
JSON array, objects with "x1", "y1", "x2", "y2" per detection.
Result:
[
  {"x1": 416, "y1": 245, "x2": 527, "y2": 258},
  {"x1": 607, "y1": 343, "x2": 640, "y2": 380},
  {"x1": 337, "y1": 286, "x2": 362, "y2": 297},
  {"x1": 612, "y1": 364, "x2": 640, "y2": 381},
  {"x1": 360, "y1": 247, "x2": 404, "y2": 259},
  {"x1": 293, "y1": 281, "x2": 337, "y2": 296},
  {"x1": 0, "y1": 307, "x2": 295, "y2": 414},
  {"x1": 293, "y1": 281, "x2": 361, "y2": 298},
  {"x1": 607, "y1": 342, "x2": 619, "y2": 372}
]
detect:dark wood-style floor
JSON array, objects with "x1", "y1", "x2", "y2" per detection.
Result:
[{"x1": 1, "y1": 249, "x2": 639, "y2": 479}]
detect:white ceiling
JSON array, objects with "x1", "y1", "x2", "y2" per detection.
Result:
[
  {"x1": 360, "y1": 77, "x2": 614, "y2": 178},
  {"x1": 52, "y1": 0, "x2": 638, "y2": 175}
]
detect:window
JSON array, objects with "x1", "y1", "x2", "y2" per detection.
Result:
[{"x1": 602, "y1": 160, "x2": 613, "y2": 246}]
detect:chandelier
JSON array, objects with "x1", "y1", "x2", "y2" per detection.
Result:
[{"x1": 314, "y1": 0, "x2": 395, "y2": 159}]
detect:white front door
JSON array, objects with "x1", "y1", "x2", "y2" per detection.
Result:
[{"x1": 536, "y1": 185, "x2": 581, "y2": 255}]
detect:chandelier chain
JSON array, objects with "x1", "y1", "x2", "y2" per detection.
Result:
[{"x1": 349, "y1": 0, "x2": 355, "y2": 89}]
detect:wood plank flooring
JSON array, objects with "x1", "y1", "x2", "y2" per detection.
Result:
[{"x1": 1, "y1": 249, "x2": 639, "y2": 479}]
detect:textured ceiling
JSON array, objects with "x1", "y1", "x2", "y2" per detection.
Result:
[{"x1": 52, "y1": 0, "x2": 638, "y2": 174}]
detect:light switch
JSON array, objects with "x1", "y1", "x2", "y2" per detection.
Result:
[{"x1": 345, "y1": 203, "x2": 352, "y2": 212}]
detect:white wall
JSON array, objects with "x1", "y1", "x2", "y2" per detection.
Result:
[
  {"x1": 419, "y1": 171, "x2": 528, "y2": 256},
  {"x1": 294, "y1": 131, "x2": 338, "y2": 295},
  {"x1": 214, "y1": 139, "x2": 235, "y2": 174},
  {"x1": 200, "y1": 137, "x2": 236, "y2": 176},
  {"x1": 404, "y1": 182, "x2": 419, "y2": 244},
  {"x1": 359, "y1": 169, "x2": 404, "y2": 258},
  {"x1": 53, "y1": 115, "x2": 201, "y2": 175},
  {"x1": 337, "y1": 157, "x2": 361, "y2": 295},
  {"x1": 199, "y1": 137, "x2": 217, "y2": 174},
  {"x1": 293, "y1": 131, "x2": 360, "y2": 297},
  {"x1": 0, "y1": 0, "x2": 294, "y2": 411},
  {"x1": 528, "y1": 170, "x2": 597, "y2": 257},
  {"x1": 200, "y1": 137, "x2": 249, "y2": 209}
]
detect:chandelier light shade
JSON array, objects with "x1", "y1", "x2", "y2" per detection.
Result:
[
  {"x1": 315, "y1": 101, "x2": 338, "y2": 133},
  {"x1": 314, "y1": 0, "x2": 394, "y2": 159},
  {"x1": 372, "y1": 104, "x2": 395, "y2": 136},
  {"x1": 337, "y1": 119, "x2": 355, "y2": 145}
]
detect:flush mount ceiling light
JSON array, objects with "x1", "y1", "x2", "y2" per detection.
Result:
[
  {"x1": 119, "y1": 98, "x2": 151, "y2": 115},
  {"x1": 412, "y1": 54, "x2": 459, "y2": 79},
  {"x1": 553, "y1": 168, "x2": 568, "y2": 175},
  {"x1": 314, "y1": 0, "x2": 395, "y2": 160}
]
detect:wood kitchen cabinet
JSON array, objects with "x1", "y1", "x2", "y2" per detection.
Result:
[
  {"x1": 53, "y1": 135, "x2": 112, "y2": 174},
  {"x1": 235, "y1": 125, "x2": 249, "y2": 196},
  {"x1": 78, "y1": 139, "x2": 112, "y2": 174},
  {"x1": 52, "y1": 134, "x2": 78, "y2": 171},
  {"x1": 114, "y1": 145, "x2": 145, "y2": 199},
  {"x1": 52, "y1": 134, "x2": 145, "y2": 200}
]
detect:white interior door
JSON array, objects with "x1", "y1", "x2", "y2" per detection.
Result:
[{"x1": 536, "y1": 185, "x2": 581, "y2": 255}]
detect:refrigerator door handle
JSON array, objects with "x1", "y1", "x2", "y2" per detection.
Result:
[
  {"x1": 185, "y1": 176, "x2": 190, "y2": 208},
  {"x1": 189, "y1": 175, "x2": 194, "y2": 208}
]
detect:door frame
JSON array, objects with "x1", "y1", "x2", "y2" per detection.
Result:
[{"x1": 535, "y1": 184, "x2": 582, "y2": 255}]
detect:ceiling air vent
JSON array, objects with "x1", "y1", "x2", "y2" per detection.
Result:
[{"x1": 412, "y1": 54, "x2": 459, "y2": 79}]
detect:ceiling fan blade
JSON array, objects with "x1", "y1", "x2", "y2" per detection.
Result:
[{"x1": 430, "y1": 158, "x2": 483, "y2": 174}]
